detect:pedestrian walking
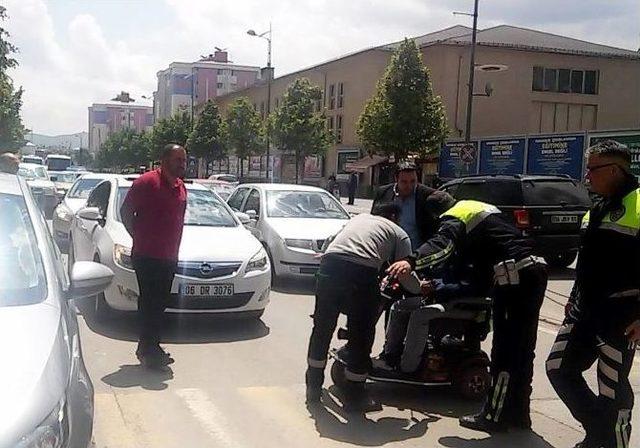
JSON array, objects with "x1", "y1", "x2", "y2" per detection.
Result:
[
  {"x1": 546, "y1": 140, "x2": 640, "y2": 448},
  {"x1": 305, "y1": 203, "x2": 415, "y2": 412},
  {"x1": 347, "y1": 171, "x2": 358, "y2": 205},
  {"x1": 327, "y1": 174, "x2": 340, "y2": 200},
  {"x1": 388, "y1": 198, "x2": 548, "y2": 432},
  {"x1": 120, "y1": 144, "x2": 187, "y2": 370}
]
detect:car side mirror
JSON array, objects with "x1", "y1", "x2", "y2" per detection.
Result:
[
  {"x1": 68, "y1": 261, "x2": 114, "y2": 300},
  {"x1": 246, "y1": 209, "x2": 258, "y2": 220},
  {"x1": 77, "y1": 206, "x2": 105, "y2": 226},
  {"x1": 235, "y1": 211, "x2": 251, "y2": 225}
]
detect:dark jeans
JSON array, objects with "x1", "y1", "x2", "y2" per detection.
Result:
[
  {"x1": 485, "y1": 264, "x2": 548, "y2": 424},
  {"x1": 133, "y1": 256, "x2": 177, "y2": 355},
  {"x1": 307, "y1": 255, "x2": 380, "y2": 380}
]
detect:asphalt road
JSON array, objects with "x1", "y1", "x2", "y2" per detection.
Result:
[{"x1": 73, "y1": 266, "x2": 640, "y2": 448}]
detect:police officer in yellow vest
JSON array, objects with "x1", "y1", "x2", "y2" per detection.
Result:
[
  {"x1": 547, "y1": 140, "x2": 640, "y2": 448},
  {"x1": 388, "y1": 199, "x2": 548, "y2": 432}
]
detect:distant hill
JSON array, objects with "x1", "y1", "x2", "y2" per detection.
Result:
[{"x1": 27, "y1": 132, "x2": 88, "y2": 149}]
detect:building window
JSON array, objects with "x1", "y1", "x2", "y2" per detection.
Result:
[
  {"x1": 337, "y1": 150, "x2": 360, "y2": 176},
  {"x1": 571, "y1": 70, "x2": 584, "y2": 93},
  {"x1": 327, "y1": 116, "x2": 334, "y2": 135},
  {"x1": 337, "y1": 82, "x2": 344, "y2": 109},
  {"x1": 217, "y1": 83, "x2": 223, "y2": 88},
  {"x1": 218, "y1": 69, "x2": 224, "y2": 75},
  {"x1": 329, "y1": 84, "x2": 336, "y2": 110},
  {"x1": 231, "y1": 70, "x2": 235, "y2": 76},
  {"x1": 533, "y1": 66, "x2": 599, "y2": 95},
  {"x1": 336, "y1": 115, "x2": 343, "y2": 143},
  {"x1": 584, "y1": 70, "x2": 598, "y2": 94}
]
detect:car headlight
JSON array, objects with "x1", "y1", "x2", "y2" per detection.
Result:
[
  {"x1": 15, "y1": 398, "x2": 68, "y2": 448},
  {"x1": 246, "y1": 248, "x2": 268, "y2": 273},
  {"x1": 55, "y1": 205, "x2": 72, "y2": 222},
  {"x1": 284, "y1": 239, "x2": 315, "y2": 251},
  {"x1": 114, "y1": 244, "x2": 134, "y2": 270}
]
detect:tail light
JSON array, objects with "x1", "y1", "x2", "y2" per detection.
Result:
[{"x1": 513, "y1": 209, "x2": 530, "y2": 229}]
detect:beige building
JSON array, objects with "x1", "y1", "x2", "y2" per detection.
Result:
[{"x1": 214, "y1": 25, "x2": 640, "y2": 190}]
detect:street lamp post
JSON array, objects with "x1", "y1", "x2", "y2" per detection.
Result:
[
  {"x1": 248, "y1": 23, "x2": 272, "y2": 181},
  {"x1": 455, "y1": 0, "x2": 480, "y2": 143}
]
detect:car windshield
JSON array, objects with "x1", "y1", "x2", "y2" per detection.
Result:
[
  {"x1": 117, "y1": 187, "x2": 237, "y2": 227},
  {"x1": 0, "y1": 193, "x2": 47, "y2": 306},
  {"x1": 17, "y1": 165, "x2": 48, "y2": 180},
  {"x1": 54, "y1": 172, "x2": 78, "y2": 183},
  {"x1": 267, "y1": 190, "x2": 349, "y2": 219},
  {"x1": 67, "y1": 178, "x2": 103, "y2": 199},
  {"x1": 523, "y1": 179, "x2": 592, "y2": 207}
]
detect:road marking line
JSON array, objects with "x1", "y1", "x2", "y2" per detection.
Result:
[
  {"x1": 94, "y1": 392, "x2": 140, "y2": 448},
  {"x1": 175, "y1": 388, "x2": 243, "y2": 448},
  {"x1": 237, "y1": 385, "x2": 313, "y2": 435}
]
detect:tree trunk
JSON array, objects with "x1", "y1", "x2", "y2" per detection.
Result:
[
  {"x1": 240, "y1": 157, "x2": 244, "y2": 178},
  {"x1": 295, "y1": 151, "x2": 300, "y2": 184}
]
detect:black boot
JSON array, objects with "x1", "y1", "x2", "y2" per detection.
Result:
[
  {"x1": 305, "y1": 367, "x2": 324, "y2": 404},
  {"x1": 459, "y1": 410, "x2": 508, "y2": 433},
  {"x1": 342, "y1": 382, "x2": 381, "y2": 413}
]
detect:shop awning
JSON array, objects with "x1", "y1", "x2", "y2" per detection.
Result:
[{"x1": 345, "y1": 155, "x2": 388, "y2": 173}]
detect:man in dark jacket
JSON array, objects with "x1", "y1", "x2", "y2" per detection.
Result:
[{"x1": 371, "y1": 161, "x2": 454, "y2": 250}]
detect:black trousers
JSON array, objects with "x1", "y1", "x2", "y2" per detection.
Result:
[
  {"x1": 307, "y1": 256, "x2": 380, "y2": 381},
  {"x1": 484, "y1": 265, "x2": 548, "y2": 424},
  {"x1": 547, "y1": 310, "x2": 636, "y2": 448},
  {"x1": 133, "y1": 256, "x2": 177, "y2": 354}
]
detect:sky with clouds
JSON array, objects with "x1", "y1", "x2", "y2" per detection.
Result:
[{"x1": 3, "y1": 0, "x2": 639, "y2": 136}]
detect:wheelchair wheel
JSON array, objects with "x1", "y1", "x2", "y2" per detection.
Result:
[
  {"x1": 330, "y1": 360, "x2": 348, "y2": 389},
  {"x1": 454, "y1": 364, "x2": 491, "y2": 400}
]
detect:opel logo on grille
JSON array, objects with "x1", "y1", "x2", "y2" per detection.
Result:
[{"x1": 200, "y1": 263, "x2": 213, "y2": 275}]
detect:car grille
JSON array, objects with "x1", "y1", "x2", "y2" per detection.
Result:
[
  {"x1": 167, "y1": 292, "x2": 253, "y2": 310},
  {"x1": 176, "y1": 261, "x2": 242, "y2": 279}
]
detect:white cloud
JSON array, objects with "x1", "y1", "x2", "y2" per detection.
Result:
[{"x1": 3, "y1": 0, "x2": 639, "y2": 135}]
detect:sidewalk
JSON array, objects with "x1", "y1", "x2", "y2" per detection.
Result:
[{"x1": 341, "y1": 197, "x2": 373, "y2": 215}]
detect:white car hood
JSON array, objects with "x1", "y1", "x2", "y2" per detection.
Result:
[
  {"x1": 0, "y1": 303, "x2": 68, "y2": 446},
  {"x1": 267, "y1": 218, "x2": 348, "y2": 240},
  {"x1": 178, "y1": 225, "x2": 263, "y2": 262}
]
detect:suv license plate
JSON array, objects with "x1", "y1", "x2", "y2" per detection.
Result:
[
  {"x1": 180, "y1": 284, "x2": 234, "y2": 297},
  {"x1": 551, "y1": 215, "x2": 578, "y2": 224}
]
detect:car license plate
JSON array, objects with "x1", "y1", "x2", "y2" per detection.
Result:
[
  {"x1": 551, "y1": 215, "x2": 578, "y2": 224},
  {"x1": 180, "y1": 284, "x2": 234, "y2": 297}
]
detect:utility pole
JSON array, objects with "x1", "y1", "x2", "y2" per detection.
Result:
[{"x1": 464, "y1": 0, "x2": 479, "y2": 143}]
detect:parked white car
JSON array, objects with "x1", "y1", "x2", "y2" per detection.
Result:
[
  {"x1": 17, "y1": 163, "x2": 58, "y2": 218},
  {"x1": 227, "y1": 184, "x2": 350, "y2": 279},
  {"x1": 52, "y1": 173, "x2": 119, "y2": 252},
  {"x1": 70, "y1": 178, "x2": 271, "y2": 319}
]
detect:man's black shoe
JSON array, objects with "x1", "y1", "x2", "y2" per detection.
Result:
[
  {"x1": 138, "y1": 354, "x2": 171, "y2": 371},
  {"x1": 459, "y1": 413, "x2": 508, "y2": 433},
  {"x1": 573, "y1": 436, "x2": 602, "y2": 448}
]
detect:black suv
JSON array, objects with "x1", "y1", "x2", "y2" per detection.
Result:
[{"x1": 439, "y1": 175, "x2": 592, "y2": 267}]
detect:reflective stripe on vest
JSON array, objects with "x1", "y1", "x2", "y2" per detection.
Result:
[
  {"x1": 441, "y1": 200, "x2": 501, "y2": 233},
  {"x1": 582, "y1": 189, "x2": 640, "y2": 237}
]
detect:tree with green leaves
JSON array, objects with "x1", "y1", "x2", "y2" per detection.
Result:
[
  {"x1": 96, "y1": 129, "x2": 151, "y2": 170},
  {"x1": 187, "y1": 100, "x2": 226, "y2": 165},
  {"x1": 269, "y1": 78, "x2": 331, "y2": 183},
  {"x1": 225, "y1": 97, "x2": 264, "y2": 177},
  {"x1": 0, "y1": 6, "x2": 27, "y2": 151},
  {"x1": 150, "y1": 108, "x2": 192, "y2": 160},
  {"x1": 357, "y1": 38, "x2": 448, "y2": 161}
]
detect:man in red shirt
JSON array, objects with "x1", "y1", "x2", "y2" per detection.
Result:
[{"x1": 120, "y1": 144, "x2": 187, "y2": 369}]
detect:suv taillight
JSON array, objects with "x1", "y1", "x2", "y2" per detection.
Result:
[{"x1": 513, "y1": 209, "x2": 530, "y2": 229}]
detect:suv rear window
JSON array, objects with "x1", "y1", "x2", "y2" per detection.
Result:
[
  {"x1": 522, "y1": 180, "x2": 591, "y2": 207},
  {"x1": 454, "y1": 180, "x2": 522, "y2": 206}
]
